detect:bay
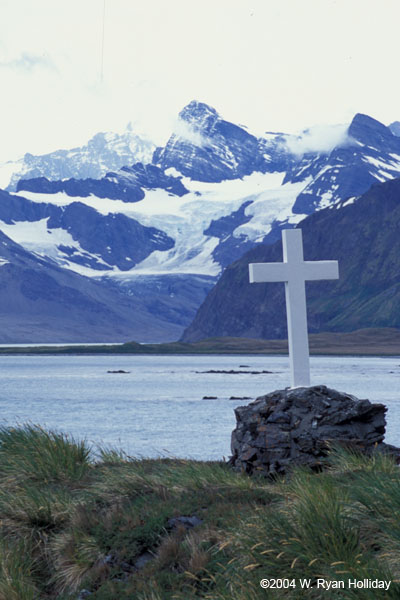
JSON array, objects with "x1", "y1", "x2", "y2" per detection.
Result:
[{"x1": 0, "y1": 354, "x2": 399, "y2": 460}]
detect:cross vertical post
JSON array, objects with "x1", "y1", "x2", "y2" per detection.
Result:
[
  {"x1": 248, "y1": 229, "x2": 339, "y2": 388},
  {"x1": 282, "y1": 229, "x2": 311, "y2": 387}
]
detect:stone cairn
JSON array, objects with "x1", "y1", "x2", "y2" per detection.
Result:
[{"x1": 229, "y1": 385, "x2": 398, "y2": 476}]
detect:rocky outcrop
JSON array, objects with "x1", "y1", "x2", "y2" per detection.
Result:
[{"x1": 230, "y1": 386, "x2": 395, "y2": 476}]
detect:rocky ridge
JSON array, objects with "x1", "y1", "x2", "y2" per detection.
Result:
[{"x1": 0, "y1": 127, "x2": 155, "y2": 192}]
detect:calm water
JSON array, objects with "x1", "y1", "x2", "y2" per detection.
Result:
[{"x1": 0, "y1": 354, "x2": 399, "y2": 460}]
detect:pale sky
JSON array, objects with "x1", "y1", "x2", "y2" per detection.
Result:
[{"x1": 1, "y1": 0, "x2": 400, "y2": 162}]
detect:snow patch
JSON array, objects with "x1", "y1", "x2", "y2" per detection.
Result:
[
  {"x1": 318, "y1": 190, "x2": 335, "y2": 209},
  {"x1": 0, "y1": 219, "x2": 78, "y2": 254},
  {"x1": 342, "y1": 197, "x2": 356, "y2": 207},
  {"x1": 164, "y1": 167, "x2": 185, "y2": 178},
  {"x1": 0, "y1": 218, "x2": 111, "y2": 271},
  {"x1": 232, "y1": 179, "x2": 310, "y2": 242},
  {"x1": 363, "y1": 154, "x2": 400, "y2": 177},
  {"x1": 371, "y1": 171, "x2": 389, "y2": 183}
]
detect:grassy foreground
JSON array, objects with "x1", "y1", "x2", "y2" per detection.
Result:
[{"x1": 1, "y1": 426, "x2": 400, "y2": 599}]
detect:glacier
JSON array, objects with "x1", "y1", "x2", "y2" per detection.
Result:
[{"x1": 11, "y1": 171, "x2": 308, "y2": 278}]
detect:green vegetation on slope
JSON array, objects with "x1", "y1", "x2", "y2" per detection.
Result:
[
  {"x1": 0, "y1": 425, "x2": 400, "y2": 598},
  {"x1": 182, "y1": 178, "x2": 400, "y2": 342}
]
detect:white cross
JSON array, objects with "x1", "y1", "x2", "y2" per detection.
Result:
[{"x1": 249, "y1": 229, "x2": 339, "y2": 388}]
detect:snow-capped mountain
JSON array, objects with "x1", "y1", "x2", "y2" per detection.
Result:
[
  {"x1": 154, "y1": 101, "x2": 291, "y2": 181},
  {"x1": 0, "y1": 125, "x2": 155, "y2": 191},
  {"x1": 285, "y1": 114, "x2": 400, "y2": 214},
  {"x1": 11, "y1": 107, "x2": 400, "y2": 279},
  {"x1": 2, "y1": 102, "x2": 400, "y2": 341}
]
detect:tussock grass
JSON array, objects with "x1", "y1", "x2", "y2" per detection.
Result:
[
  {"x1": 0, "y1": 538, "x2": 40, "y2": 600},
  {"x1": 1, "y1": 425, "x2": 400, "y2": 598},
  {"x1": 0, "y1": 424, "x2": 91, "y2": 484}
]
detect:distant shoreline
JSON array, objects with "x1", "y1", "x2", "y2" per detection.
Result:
[{"x1": 0, "y1": 328, "x2": 399, "y2": 356}]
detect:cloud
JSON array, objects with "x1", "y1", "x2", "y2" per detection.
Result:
[
  {"x1": 0, "y1": 51, "x2": 55, "y2": 72},
  {"x1": 283, "y1": 123, "x2": 352, "y2": 155},
  {"x1": 172, "y1": 118, "x2": 211, "y2": 147}
]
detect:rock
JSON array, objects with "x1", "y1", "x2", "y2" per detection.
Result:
[
  {"x1": 229, "y1": 385, "x2": 397, "y2": 477},
  {"x1": 229, "y1": 396, "x2": 253, "y2": 400},
  {"x1": 107, "y1": 370, "x2": 130, "y2": 374},
  {"x1": 196, "y1": 369, "x2": 273, "y2": 374},
  {"x1": 134, "y1": 552, "x2": 153, "y2": 570},
  {"x1": 77, "y1": 591, "x2": 92, "y2": 599},
  {"x1": 167, "y1": 515, "x2": 203, "y2": 530},
  {"x1": 202, "y1": 396, "x2": 218, "y2": 399}
]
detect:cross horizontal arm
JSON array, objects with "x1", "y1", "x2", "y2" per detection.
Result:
[
  {"x1": 249, "y1": 262, "x2": 289, "y2": 283},
  {"x1": 303, "y1": 261, "x2": 339, "y2": 281}
]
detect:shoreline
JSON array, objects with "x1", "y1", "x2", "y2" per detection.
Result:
[{"x1": 0, "y1": 328, "x2": 399, "y2": 356}]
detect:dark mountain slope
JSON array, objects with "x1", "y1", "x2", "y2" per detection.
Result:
[
  {"x1": 182, "y1": 178, "x2": 400, "y2": 341},
  {"x1": 17, "y1": 162, "x2": 188, "y2": 203},
  {"x1": 0, "y1": 231, "x2": 181, "y2": 343}
]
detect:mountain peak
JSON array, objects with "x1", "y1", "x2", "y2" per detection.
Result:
[
  {"x1": 178, "y1": 101, "x2": 220, "y2": 132},
  {"x1": 155, "y1": 101, "x2": 271, "y2": 182},
  {"x1": 348, "y1": 113, "x2": 394, "y2": 146},
  {"x1": 389, "y1": 121, "x2": 400, "y2": 137},
  {"x1": 179, "y1": 100, "x2": 218, "y2": 118}
]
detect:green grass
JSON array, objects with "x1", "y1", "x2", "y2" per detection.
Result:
[{"x1": 0, "y1": 427, "x2": 400, "y2": 598}]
